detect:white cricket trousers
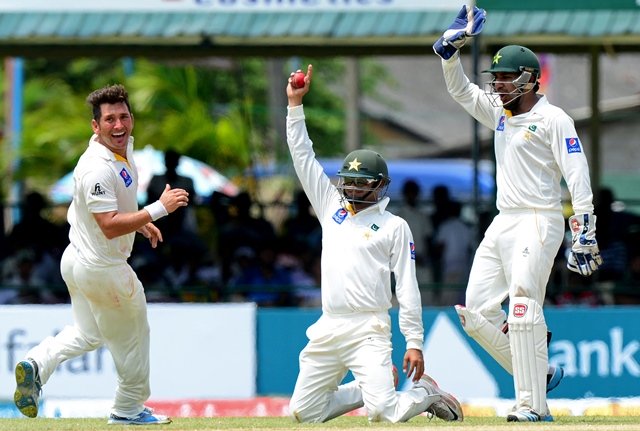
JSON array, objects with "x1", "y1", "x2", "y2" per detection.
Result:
[
  {"x1": 26, "y1": 244, "x2": 151, "y2": 417},
  {"x1": 289, "y1": 312, "x2": 435, "y2": 423},
  {"x1": 464, "y1": 209, "x2": 564, "y2": 416},
  {"x1": 465, "y1": 209, "x2": 564, "y2": 324}
]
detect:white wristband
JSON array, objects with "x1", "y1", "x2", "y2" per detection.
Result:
[{"x1": 144, "y1": 200, "x2": 168, "y2": 221}]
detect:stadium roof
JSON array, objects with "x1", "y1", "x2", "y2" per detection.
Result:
[
  {"x1": 1, "y1": 0, "x2": 638, "y2": 192},
  {"x1": 1, "y1": 5, "x2": 640, "y2": 58}
]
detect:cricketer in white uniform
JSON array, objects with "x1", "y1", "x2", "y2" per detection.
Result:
[
  {"x1": 285, "y1": 65, "x2": 463, "y2": 424},
  {"x1": 433, "y1": 6, "x2": 602, "y2": 423},
  {"x1": 13, "y1": 84, "x2": 188, "y2": 425}
]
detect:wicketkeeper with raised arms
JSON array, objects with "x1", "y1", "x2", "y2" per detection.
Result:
[{"x1": 433, "y1": 5, "x2": 602, "y2": 422}]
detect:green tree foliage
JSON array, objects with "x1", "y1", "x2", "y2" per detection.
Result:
[
  {"x1": 284, "y1": 58, "x2": 346, "y2": 158},
  {"x1": 126, "y1": 59, "x2": 254, "y2": 170},
  {"x1": 4, "y1": 56, "x2": 391, "y2": 200}
]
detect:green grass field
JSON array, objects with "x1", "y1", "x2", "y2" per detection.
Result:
[{"x1": 2, "y1": 416, "x2": 640, "y2": 431}]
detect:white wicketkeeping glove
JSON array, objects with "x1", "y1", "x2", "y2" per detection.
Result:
[
  {"x1": 566, "y1": 213, "x2": 603, "y2": 276},
  {"x1": 433, "y1": 5, "x2": 487, "y2": 60}
]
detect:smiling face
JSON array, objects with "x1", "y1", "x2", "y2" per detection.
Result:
[{"x1": 91, "y1": 101, "x2": 133, "y2": 157}]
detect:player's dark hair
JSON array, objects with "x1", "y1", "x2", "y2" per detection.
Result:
[{"x1": 86, "y1": 84, "x2": 131, "y2": 121}]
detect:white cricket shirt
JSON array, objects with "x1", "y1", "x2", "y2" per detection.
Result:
[
  {"x1": 442, "y1": 55, "x2": 594, "y2": 215},
  {"x1": 286, "y1": 105, "x2": 424, "y2": 350},
  {"x1": 67, "y1": 135, "x2": 139, "y2": 267}
]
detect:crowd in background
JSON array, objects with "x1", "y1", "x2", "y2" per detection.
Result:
[{"x1": 2, "y1": 175, "x2": 640, "y2": 307}]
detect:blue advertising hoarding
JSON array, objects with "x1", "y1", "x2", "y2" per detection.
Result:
[{"x1": 257, "y1": 307, "x2": 640, "y2": 400}]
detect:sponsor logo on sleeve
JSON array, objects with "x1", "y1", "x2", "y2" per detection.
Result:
[
  {"x1": 332, "y1": 208, "x2": 348, "y2": 224},
  {"x1": 496, "y1": 115, "x2": 506, "y2": 131},
  {"x1": 119, "y1": 168, "x2": 133, "y2": 187},
  {"x1": 410, "y1": 242, "x2": 416, "y2": 260},
  {"x1": 565, "y1": 137, "x2": 582, "y2": 154},
  {"x1": 90, "y1": 183, "x2": 105, "y2": 197}
]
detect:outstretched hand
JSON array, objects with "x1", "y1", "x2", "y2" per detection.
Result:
[{"x1": 287, "y1": 64, "x2": 313, "y2": 107}]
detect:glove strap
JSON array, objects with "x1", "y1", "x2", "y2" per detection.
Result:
[{"x1": 433, "y1": 36, "x2": 460, "y2": 61}]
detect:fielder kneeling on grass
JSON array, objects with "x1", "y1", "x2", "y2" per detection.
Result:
[
  {"x1": 433, "y1": 5, "x2": 602, "y2": 423},
  {"x1": 285, "y1": 65, "x2": 462, "y2": 424}
]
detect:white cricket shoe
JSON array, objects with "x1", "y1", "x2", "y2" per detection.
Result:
[
  {"x1": 107, "y1": 409, "x2": 172, "y2": 425},
  {"x1": 14, "y1": 359, "x2": 42, "y2": 418},
  {"x1": 415, "y1": 374, "x2": 463, "y2": 421},
  {"x1": 507, "y1": 408, "x2": 553, "y2": 422}
]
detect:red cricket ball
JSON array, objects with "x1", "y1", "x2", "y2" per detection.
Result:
[{"x1": 291, "y1": 71, "x2": 306, "y2": 89}]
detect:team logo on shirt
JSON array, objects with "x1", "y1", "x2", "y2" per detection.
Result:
[
  {"x1": 371, "y1": 224, "x2": 379, "y2": 231},
  {"x1": 91, "y1": 183, "x2": 105, "y2": 196},
  {"x1": 332, "y1": 208, "x2": 348, "y2": 224},
  {"x1": 119, "y1": 168, "x2": 133, "y2": 187},
  {"x1": 565, "y1": 137, "x2": 582, "y2": 154},
  {"x1": 496, "y1": 116, "x2": 506, "y2": 131},
  {"x1": 410, "y1": 242, "x2": 416, "y2": 260},
  {"x1": 528, "y1": 124, "x2": 537, "y2": 132}
]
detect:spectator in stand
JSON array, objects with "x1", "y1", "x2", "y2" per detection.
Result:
[
  {"x1": 0, "y1": 249, "x2": 58, "y2": 304},
  {"x1": 217, "y1": 191, "x2": 277, "y2": 284},
  {"x1": 433, "y1": 201, "x2": 473, "y2": 305},
  {"x1": 593, "y1": 188, "x2": 638, "y2": 281},
  {"x1": 228, "y1": 241, "x2": 293, "y2": 306},
  {"x1": 592, "y1": 187, "x2": 640, "y2": 304},
  {"x1": 395, "y1": 180, "x2": 433, "y2": 287},
  {"x1": 8, "y1": 191, "x2": 66, "y2": 254},
  {"x1": 281, "y1": 189, "x2": 322, "y2": 252},
  {"x1": 145, "y1": 149, "x2": 207, "y2": 272},
  {"x1": 430, "y1": 185, "x2": 453, "y2": 233},
  {"x1": 624, "y1": 235, "x2": 640, "y2": 304},
  {"x1": 428, "y1": 185, "x2": 454, "y2": 284},
  {"x1": 280, "y1": 189, "x2": 322, "y2": 305},
  {"x1": 146, "y1": 149, "x2": 198, "y2": 233},
  {"x1": 7, "y1": 191, "x2": 68, "y2": 290}
]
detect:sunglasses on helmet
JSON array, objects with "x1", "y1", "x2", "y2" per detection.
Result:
[{"x1": 342, "y1": 177, "x2": 379, "y2": 187}]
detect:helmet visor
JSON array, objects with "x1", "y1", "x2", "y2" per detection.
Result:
[
  {"x1": 336, "y1": 177, "x2": 389, "y2": 212},
  {"x1": 483, "y1": 72, "x2": 536, "y2": 108},
  {"x1": 341, "y1": 177, "x2": 379, "y2": 187}
]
